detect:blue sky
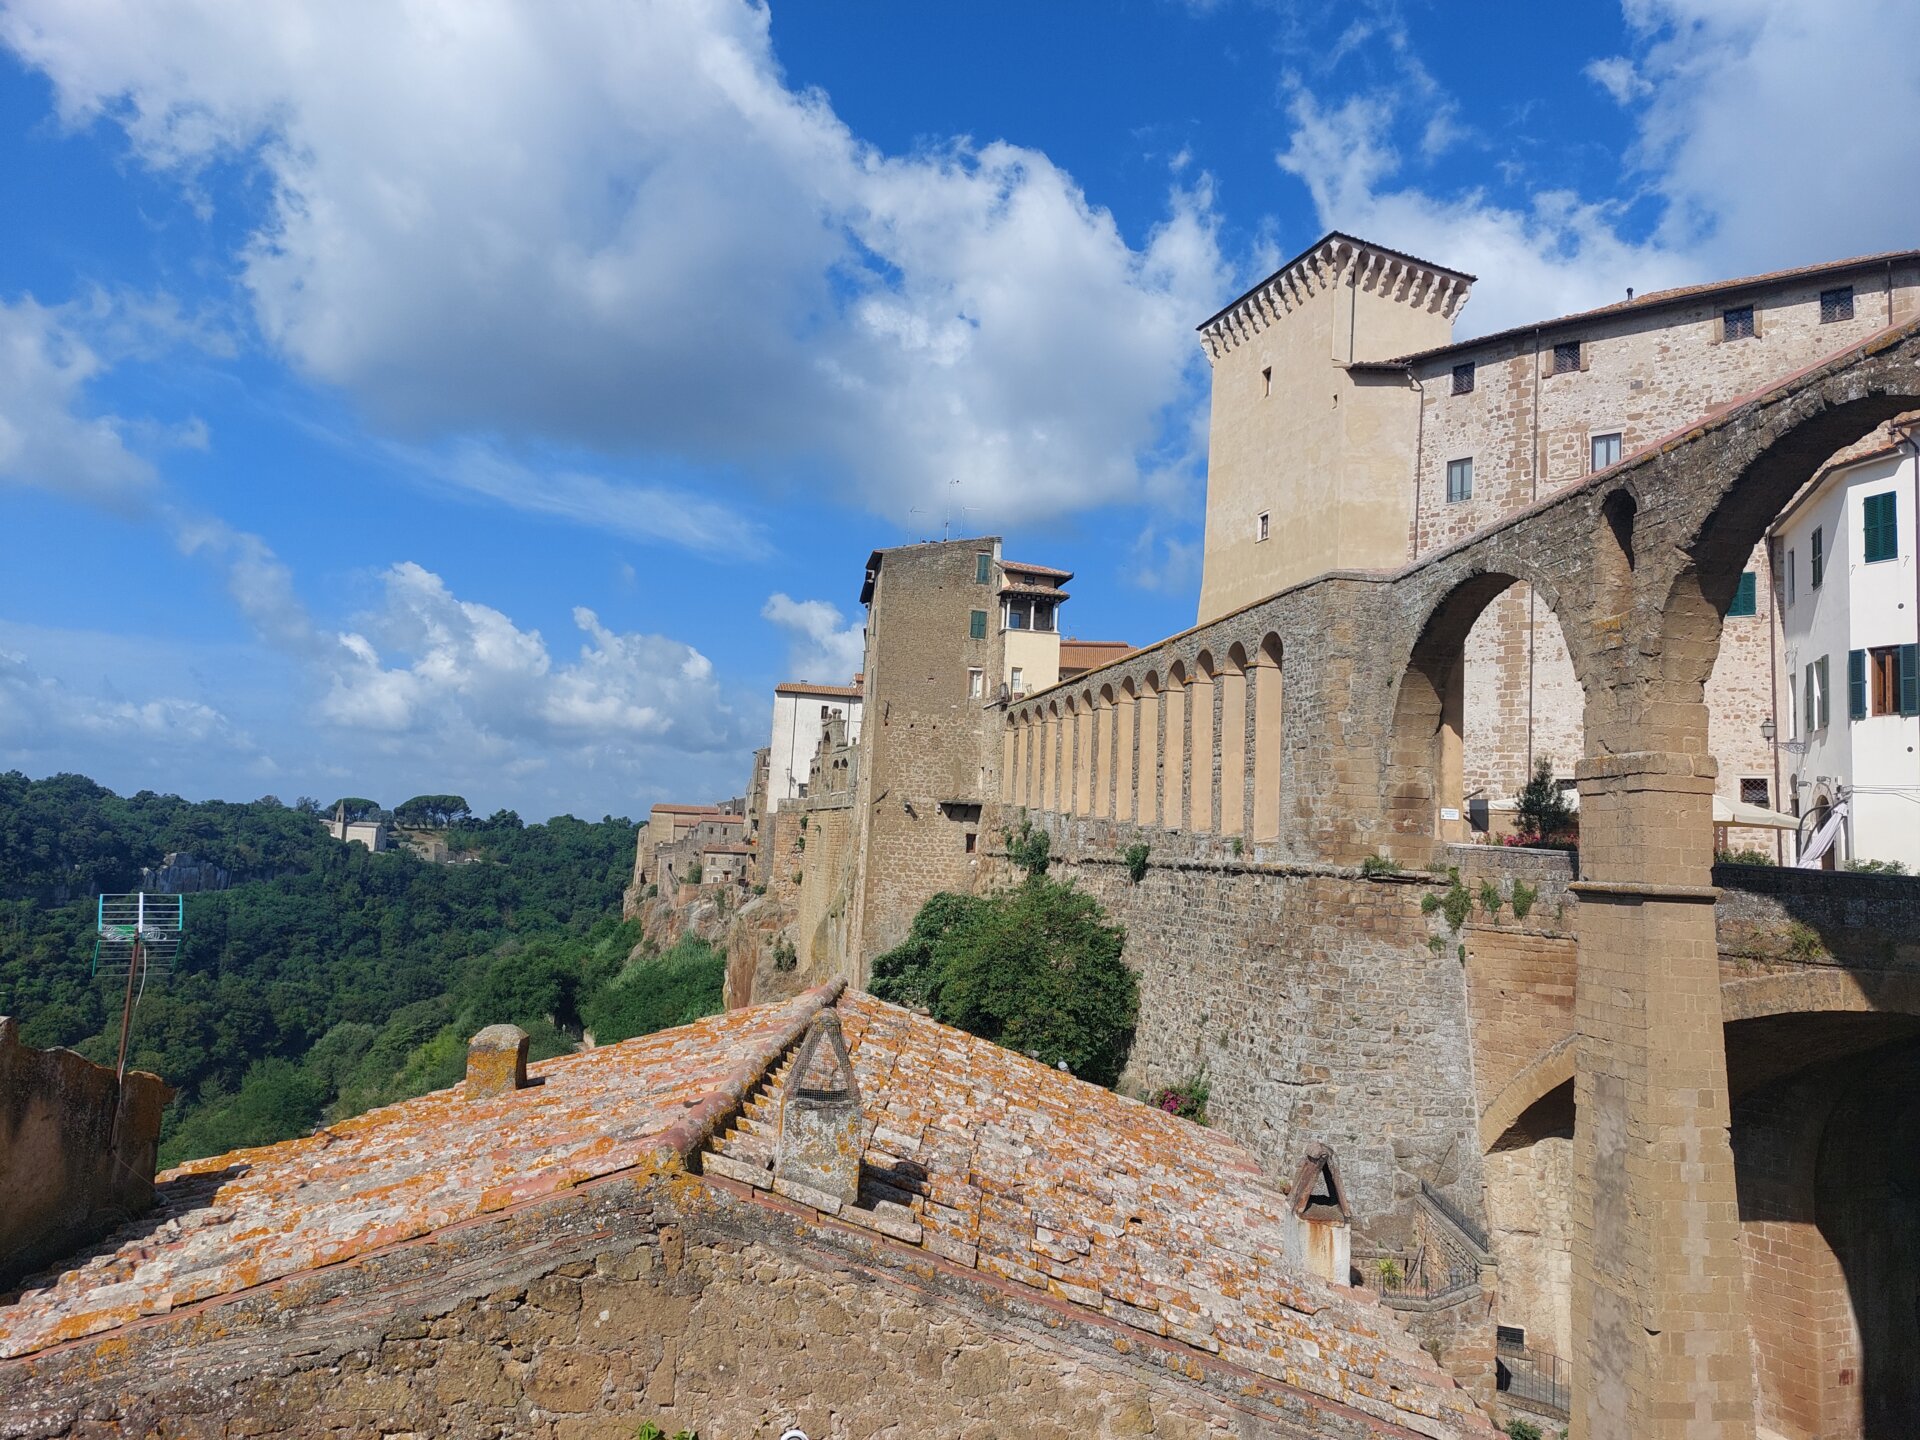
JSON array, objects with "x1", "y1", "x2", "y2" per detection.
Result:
[{"x1": 3, "y1": 0, "x2": 1917, "y2": 821}]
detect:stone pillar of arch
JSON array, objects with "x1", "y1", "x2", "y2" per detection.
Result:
[
  {"x1": 1001, "y1": 723, "x2": 1017, "y2": 804},
  {"x1": 1218, "y1": 662, "x2": 1248, "y2": 839},
  {"x1": 1188, "y1": 666, "x2": 1216, "y2": 833},
  {"x1": 1097, "y1": 701, "x2": 1109, "y2": 818},
  {"x1": 1114, "y1": 689, "x2": 1137, "y2": 822},
  {"x1": 1251, "y1": 641, "x2": 1283, "y2": 842},
  {"x1": 1022, "y1": 718, "x2": 1038, "y2": 809},
  {"x1": 1135, "y1": 683, "x2": 1161, "y2": 827},
  {"x1": 1042, "y1": 710, "x2": 1060, "y2": 812},
  {"x1": 1569, "y1": 688, "x2": 1756, "y2": 1440},
  {"x1": 1073, "y1": 704, "x2": 1093, "y2": 816},
  {"x1": 1162, "y1": 678, "x2": 1186, "y2": 829}
]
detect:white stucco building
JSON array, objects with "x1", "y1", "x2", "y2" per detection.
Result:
[
  {"x1": 1773, "y1": 430, "x2": 1920, "y2": 869},
  {"x1": 768, "y1": 681, "x2": 864, "y2": 811}
]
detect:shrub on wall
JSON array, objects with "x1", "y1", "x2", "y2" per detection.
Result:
[{"x1": 871, "y1": 877, "x2": 1137, "y2": 1086}]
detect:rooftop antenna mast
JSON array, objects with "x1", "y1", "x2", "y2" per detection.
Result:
[{"x1": 93, "y1": 891, "x2": 185, "y2": 1085}]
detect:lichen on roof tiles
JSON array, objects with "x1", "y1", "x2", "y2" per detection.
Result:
[{"x1": 0, "y1": 985, "x2": 834, "y2": 1361}]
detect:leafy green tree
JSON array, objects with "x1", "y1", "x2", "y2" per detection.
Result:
[
  {"x1": 872, "y1": 878, "x2": 1137, "y2": 1086},
  {"x1": 327, "y1": 796, "x2": 385, "y2": 823},
  {"x1": 393, "y1": 794, "x2": 472, "y2": 829},
  {"x1": 1514, "y1": 757, "x2": 1576, "y2": 844}
]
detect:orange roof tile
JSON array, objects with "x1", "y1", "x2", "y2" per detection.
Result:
[
  {"x1": 774, "y1": 681, "x2": 864, "y2": 698},
  {"x1": 707, "y1": 993, "x2": 1494, "y2": 1437},
  {"x1": 0, "y1": 988, "x2": 831, "y2": 1361}
]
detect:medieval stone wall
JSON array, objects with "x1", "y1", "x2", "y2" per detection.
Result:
[{"x1": 997, "y1": 811, "x2": 1486, "y2": 1251}]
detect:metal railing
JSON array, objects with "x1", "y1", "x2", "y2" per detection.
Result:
[{"x1": 1496, "y1": 1333, "x2": 1571, "y2": 1419}]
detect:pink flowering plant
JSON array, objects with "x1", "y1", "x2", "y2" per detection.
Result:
[{"x1": 1151, "y1": 1072, "x2": 1211, "y2": 1125}]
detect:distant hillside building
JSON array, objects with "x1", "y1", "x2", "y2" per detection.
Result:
[{"x1": 325, "y1": 817, "x2": 388, "y2": 852}]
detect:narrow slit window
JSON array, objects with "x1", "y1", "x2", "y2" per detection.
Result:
[
  {"x1": 1811, "y1": 526, "x2": 1824, "y2": 588},
  {"x1": 1257, "y1": 510, "x2": 1270, "y2": 542},
  {"x1": 1262, "y1": 365, "x2": 1273, "y2": 396},
  {"x1": 1786, "y1": 549, "x2": 1796, "y2": 606},
  {"x1": 967, "y1": 667, "x2": 984, "y2": 699}
]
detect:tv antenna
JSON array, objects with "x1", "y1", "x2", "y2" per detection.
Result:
[
  {"x1": 907, "y1": 479, "x2": 975, "y2": 542},
  {"x1": 93, "y1": 892, "x2": 185, "y2": 1084}
]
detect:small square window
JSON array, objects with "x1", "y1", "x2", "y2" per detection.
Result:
[
  {"x1": 1256, "y1": 511, "x2": 1270, "y2": 542},
  {"x1": 975, "y1": 552, "x2": 992, "y2": 584},
  {"x1": 1446, "y1": 458, "x2": 1473, "y2": 503},
  {"x1": 969, "y1": 609, "x2": 987, "y2": 640},
  {"x1": 1451, "y1": 362, "x2": 1475, "y2": 395},
  {"x1": 1820, "y1": 286, "x2": 1854, "y2": 324},
  {"x1": 1552, "y1": 341, "x2": 1581, "y2": 375},
  {"x1": 1590, "y1": 432, "x2": 1623, "y2": 472},
  {"x1": 1810, "y1": 526, "x2": 1824, "y2": 588},
  {"x1": 1740, "y1": 778, "x2": 1770, "y2": 807},
  {"x1": 1864, "y1": 491, "x2": 1899, "y2": 563},
  {"x1": 967, "y1": 667, "x2": 984, "y2": 699},
  {"x1": 1723, "y1": 305, "x2": 1755, "y2": 341},
  {"x1": 1728, "y1": 571, "x2": 1757, "y2": 616}
]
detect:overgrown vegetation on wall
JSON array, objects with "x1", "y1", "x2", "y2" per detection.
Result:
[
  {"x1": 869, "y1": 876, "x2": 1137, "y2": 1086},
  {"x1": 0, "y1": 772, "x2": 724, "y2": 1167}
]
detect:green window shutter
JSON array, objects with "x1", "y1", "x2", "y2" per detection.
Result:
[
  {"x1": 1811, "y1": 527, "x2": 1824, "y2": 588},
  {"x1": 1864, "y1": 491, "x2": 1898, "y2": 563},
  {"x1": 1849, "y1": 649, "x2": 1867, "y2": 720},
  {"x1": 1817, "y1": 655, "x2": 1831, "y2": 729},
  {"x1": 975, "y1": 552, "x2": 992, "y2": 584},
  {"x1": 1728, "y1": 571, "x2": 1757, "y2": 616},
  {"x1": 1902, "y1": 643, "x2": 1920, "y2": 717},
  {"x1": 1804, "y1": 665, "x2": 1815, "y2": 737},
  {"x1": 968, "y1": 609, "x2": 987, "y2": 640}
]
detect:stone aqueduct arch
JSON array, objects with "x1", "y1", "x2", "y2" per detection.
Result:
[{"x1": 1001, "y1": 319, "x2": 1920, "y2": 1439}]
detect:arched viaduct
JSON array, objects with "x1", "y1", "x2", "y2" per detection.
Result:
[{"x1": 997, "y1": 318, "x2": 1920, "y2": 1439}]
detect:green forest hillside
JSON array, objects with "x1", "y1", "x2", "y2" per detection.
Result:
[{"x1": 0, "y1": 772, "x2": 724, "y2": 1165}]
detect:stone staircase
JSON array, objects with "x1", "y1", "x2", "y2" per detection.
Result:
[{"x1": 697, "y1": 1031, "x2": 925, "y2": 1244}]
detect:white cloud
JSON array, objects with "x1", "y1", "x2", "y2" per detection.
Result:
[
  {"x1": 0, "y1": 296, "x2": 156, "y2": 510},
  {"x1": 762, "y1": 593, "x2": 865, "y2": 682},
  {"x1": 0, "y1": 648, "x2": 248, "y2": 754},
  {"x1": 1127, "y1": 526, "x2": 1203, "y2": 596},
  {"x1": 1584, "y1": 56, "x2": 1650, "y2": 105},
  {"x1": 1270, "y1": 0, "x2": 1920, "y2": 337},
  {"x1": 1, "y1": 0, "x2": 1226, "y2": 530}
]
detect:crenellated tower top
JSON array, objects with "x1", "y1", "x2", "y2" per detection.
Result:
[{"x1": 1197, "y1": 232, "x2": 1474, "y2": 363}]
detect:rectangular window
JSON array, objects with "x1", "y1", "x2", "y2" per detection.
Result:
[
  {"x1": 1452, "y1": 362, "x2": 1475, "y2": 395},
  {"x1": 1803, "y1": 663, "x2": 1815, "y2": 739},
  {"x1": 967, "y1": 667, "x2": 984, "y2": 699},
  {"x1": 1787, "y1": 549, "x2": 1796, "y2": 606},
  {"x1": 1740, "y1": 777, "x2": 1770, "y2": 808},
  {"x1": 1851, "y1": 648, "x2": 1869, "y2": 720},
  {"x1": 1820, "y1": 286, "x2": 1854, "y2": 323},
  {"x1": 1728, "y1": 571, "x2": 1757, "y2": 616},
  {"x1": 968, "y1": 609, "x2": 987, "y2": 640},
  {"x1": 1816, "y1": 654, "x2": 1830, "y2": 730},
  {"x1": 1257, "y1": 511, "x2": 1270, "y2": 542},
  {"x1": 1009, "y1": 665, "x2": 1024, "y2": 694},
  {"x1": 975, "y1": 552, "x2": 992, "y2": 584},
  {"x1": 1590, "y1": 432, "x2": 1622, "y2": 472},
  {"x1": 1004, "y1": 600, "x2": 1026, "y2": 630},
  {"x1": 1551, "y1": 341, "x2": 1581, "y2": 375},
  {"x1": 1865, "y1": 645, "x2": 1920, "y2": 716},
  {"x1": 1446, "y1": 457, "x2": 1473, "y2": 503},
  {"x1": 1811, "y1": 526, "x2": 1824, "y2": 588},
  {"x1": 1864, "y1": 490, "x2": 1899, "y2": 563},
  {"x1": 964, "y1": 831, "x2": 977, "y2": 854},
  {"x1": 1723, "y1": 305, "x2": 1755, "y2": 340},
  {"x1": 1262, "y1": 365, "x2": 1272, "y2": 396}
]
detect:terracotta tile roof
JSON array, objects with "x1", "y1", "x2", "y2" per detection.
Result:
[
  {"x1": 705, "y1": 993, "x2": 1492, "y2": 1438},
  {"x1": 700, "y1": 843, "x2": 752, "y2": 855},
  {"x1": 0, "y1": 989, "x2": 831, "y2": 1361},
  {"x1": 1000, "y1": 559, "x2": 1073, "y2": 580},
  {"x1": 649, "y1": 802, "x2": 720, "y2": 815},
  {"x1": 1059, "y1": 640, "x2": 1136, "y2": 673},
  {"x1": 1391, "y1": 246, "x2": 1920, "y2": 367},
  {"x1": 774, "y1": 681, "x2": 864, "y2": 698},
  {"x1": 999, "y1": 581, "x2": 1068, "y2": 600}
]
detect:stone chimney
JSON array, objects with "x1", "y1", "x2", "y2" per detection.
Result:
[
  {"x1": 1280, "y1": 1141, "x2": 1353, "y2": 1285},
  {"x1": 466, "y1": 1024, "x2": 530, "y2": 1098},
  {"x1": 773, "y1": 1009, "x2": 863, "y2": 1208}
]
